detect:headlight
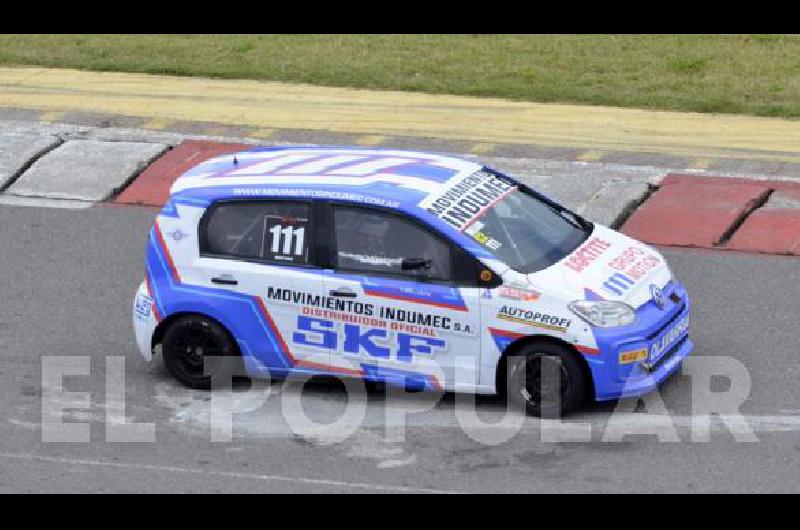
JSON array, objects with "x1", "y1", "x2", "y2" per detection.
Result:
[{"x1": 568, "y1": 300, "x2": 635, "y2": 328}]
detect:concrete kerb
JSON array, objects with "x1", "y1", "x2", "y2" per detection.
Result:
[
  {"x1": 0, "y1": 134, "x2": 63, "y2": 192},
  {"x1": 0, "y1": 123, "x2": 677, "y2": 230},
  {"x1": 3, "y1": 119, "x2": 799, "y2": 258},
  {"x1": 6, "y1": 139, "x2": 169, "y2": 202}
]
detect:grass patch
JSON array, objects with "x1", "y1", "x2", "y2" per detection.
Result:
[{"x1": 1, "y1": 34, "x2": 800, "y2": 117}]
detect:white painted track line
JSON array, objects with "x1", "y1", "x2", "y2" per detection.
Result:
[
  {"x1": 0, "y1": 451, "x2": 463, "y2": 494},
  {"x1": 0, "y1": 195, "x2": 93, "y2": 209}
]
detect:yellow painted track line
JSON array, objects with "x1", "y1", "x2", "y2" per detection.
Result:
[
  {"x1": 469, "y1": 143, "x2": 496, "y2": 155},
  {"x1": 576, "y1": 149, "x2": 607, "y2": 162},
  {"x1": 141, "y1": 117, "x2": 172, "y2": 130},
  {"x1": 355, "y1": 134, "x2": 387, "y2": 146},
  {"x1": 38, "y1": 109, "x2": 67, "y2": 123},
  {"x1": 2, "y1": 67, "x2": 800, "y2": 163},
  {"x1": 688, "y1": 157, "x2": 715, "y2": 170}
]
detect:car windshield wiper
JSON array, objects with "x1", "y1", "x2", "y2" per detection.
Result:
[
  {"x1": 512, "y1": 180, "x2": 593, "y2": 232},
  {"x1": 558, "y1": 209, "x2": 590, "y2": 231}
]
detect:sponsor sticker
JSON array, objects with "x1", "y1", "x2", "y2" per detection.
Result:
[
  {"x1": 293, "y1": 315, "x2": 447, "y2": 364},
  {"x1": 498, "y1": 285, "x2": 541, "y2": 302},
  {"x1": 134, "y1": 293, "x2": 152, "y2": 321},
  {"x1": 465, "y1": 220, "x2": 503, "y2": 251},
  {"x1": 232, "y1": 188, "x2": 400, "y2": 209},
  {"x1": 168, "y1": 229, "x2": 188, "y2": 242},
  {"x1": 602, "y1": 272, "x2": 636, "y2": 296},
  {"x1": 420, "y1": 170, "x2": 516, "y2": 230},
  {"x1": 619, "y1": 348, "x2": 648, "y2": 365},
  {"x1": 265, "y1": 287, "x2": 473, "y2": 336},
  {"x1": 608, "y1": 246, "x2": 661, "y2": 281},
  {"x1": 496, "y1": 305, "x2": 572, "y2": 333},
  {"x1": 563, "y1": 237, "x2": 613, "y2": 273},
  {"x1": 649, "y1": 316, "x2": 689, "y2": 364}
]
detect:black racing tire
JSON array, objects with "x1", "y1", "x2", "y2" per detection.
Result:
[
  {"x1": 506, "y1": 342, "x2": 587, "y2": 417},
  {"x1": 162, "y1": 315, "x2": 241, "y2": 390}
]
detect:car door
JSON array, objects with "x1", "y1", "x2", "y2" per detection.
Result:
[
  {"x1": 317, "y1": 203, "x2": 484, "y2": 392},
  {"x1": 196, "y1": 199, "x2": 333, "y2": 376}
]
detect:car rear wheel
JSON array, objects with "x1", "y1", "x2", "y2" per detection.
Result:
[
  {"x1": 162, "y1": 315, "x2": 241, "y2": 390},
  {"x1": 506, "y1": 342, "x2": 587, "y2": 417}
]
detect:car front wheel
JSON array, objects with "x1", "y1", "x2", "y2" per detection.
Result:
[{"x1": 506, "y1": 342, "x2": 587, "y2": 417}]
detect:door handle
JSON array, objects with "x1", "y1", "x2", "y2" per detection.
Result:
[
  {"x1": 211, "y1": 275, "x2": 238, "y2": 286},
  {"x1": 329, "y1": 288, "x2": 357, "y2": 298}
]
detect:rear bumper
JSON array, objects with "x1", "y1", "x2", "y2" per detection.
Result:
[
  {"x1": 585, "y1": 281, "x2": 692, "y2": 401},
  {"x1": 133, "y1": 281, "x2": 157, "y2": 362}
]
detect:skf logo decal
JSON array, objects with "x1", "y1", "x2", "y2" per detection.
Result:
[
  {"x1": 498, "y1": 285, "x2": 540, "y2": 302},
  {"x1": 603, "y1": 272, "x2": 636, "y2": 296},
  {"x1": 619, "y1": 348, "x2": 647, "y2": 365},
  {"x1": 293, "y1": 316, "x2": 446, "y2": 363},
  {"x1": 563, "y1": 237, "x2": 612, "y2": 273},
  {"x1": 496, "y1": 306, "x2": 571, "y2": 333}
]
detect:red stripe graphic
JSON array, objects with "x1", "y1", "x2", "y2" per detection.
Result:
[
  {"x1": 363, "y1": 289, "x2": 467, "y2": 312},
  {"x1": 296, "y1": 359, "x2": 365, "y2": 378},
  {"x1": 575, "y1": 345, "x2": 600, "y2": 355},
  {"x1": 254, "y1": 297, "x2": 365, "y2": 377},
  {"x1": 255, "y1": 297, "x2": 295, "y2": 364},
  {"x1": 490, "y1": 327, "x2": 600, "y2": 356},
  {"x1": 488, "y1": 327, "x2": 526, "y2": 340},
  {"x1": 154, "y1": 220, "x2": 182, "y2": 284},
  {"x1": 144, "y1": 274, "x2": 162, "y2": 322},
  {"x1": 429, "y1": 376, "x2": 445, "y2": 392}
]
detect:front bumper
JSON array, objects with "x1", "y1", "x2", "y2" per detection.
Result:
[{"x1": 585, "y1": 281, "x2": 693, "y2": 401}]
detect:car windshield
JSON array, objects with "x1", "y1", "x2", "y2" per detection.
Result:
[{"x1": 462, "y1": 172, "x2": 592, "y2": 274}]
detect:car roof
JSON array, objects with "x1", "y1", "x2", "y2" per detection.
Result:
[
  {"x1": 170, "y1": 146, "x2": 485, "y2": 208},
  {"x1": 166, "y1": 146, "x2": 521, "y2": 262}
]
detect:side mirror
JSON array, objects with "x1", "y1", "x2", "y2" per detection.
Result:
[{"x1": 401, "y1": 257, "x2": 433, "y2": 271}]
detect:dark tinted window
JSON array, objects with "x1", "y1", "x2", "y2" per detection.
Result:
[
  {"x1": 463, "y1": 181, "x2": 590, "y2": 273},
  {"x1": 203, "y1": 201, "x2": 312, "y2": 264},
  {"x1": 334, "y1": 207, "x2": 452, "y2": 281}
]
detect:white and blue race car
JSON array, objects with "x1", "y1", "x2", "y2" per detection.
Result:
[{"x1": 133, "y1": 147, "x2": 692, "y2": 416}]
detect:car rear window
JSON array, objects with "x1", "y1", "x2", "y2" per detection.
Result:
[{"x1": 202, "y1": 201, "x2": 312, "y2": 264}]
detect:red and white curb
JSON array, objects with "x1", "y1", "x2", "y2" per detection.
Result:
[
  {"x1": 0, "y1": 131, "x2": 665, "y2": 229},
  {"x1": 624, "y1": 174, "x2": 800, "y2": 256},
  {"x1": 1, "y1": 126, "x2": 799, "y2": 259}
]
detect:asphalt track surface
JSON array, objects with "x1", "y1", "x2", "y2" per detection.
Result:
[{"x1": 1, "y1": 203, "x2": 799, "y2": 493}]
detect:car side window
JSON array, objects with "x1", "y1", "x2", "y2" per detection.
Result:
[
  {"x1": 202, "y1": 201, "x2": 312, "y2": 265},
  {"x1": 333, "y1": 206, "x2": 453, "y2": 281}
]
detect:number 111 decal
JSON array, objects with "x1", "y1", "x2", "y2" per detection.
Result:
[{"x1": 265, "y1": 216, "x2": 308, "y2": 262}]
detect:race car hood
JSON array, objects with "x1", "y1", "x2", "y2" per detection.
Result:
[{"x1": 525, "y1": 224, "x2": 672, "y2": 309}]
